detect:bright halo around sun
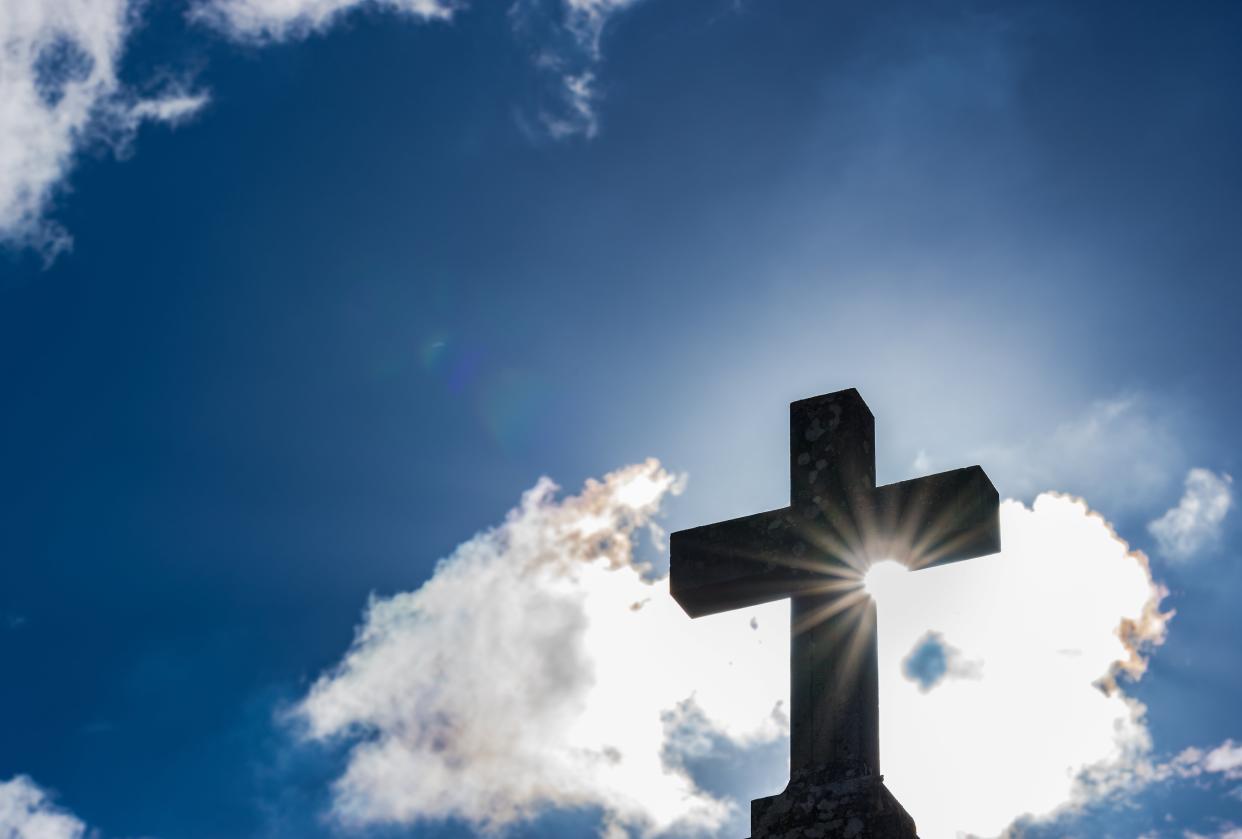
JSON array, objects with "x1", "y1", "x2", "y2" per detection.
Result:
[{"x1": 863, "y1": 559, "x2": 909, "y2": 601}]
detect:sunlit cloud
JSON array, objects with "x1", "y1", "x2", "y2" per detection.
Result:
[
  {"x1": 293, "y1": 459, "x2": 785, "y2": 837},
  {"x1": 296, "y1": 461, "x2": 1179, "y2": 838},
  {"x1": 875, "y1": 493, "x2": 1168, "y2": 838},
  {"x1": 1148, "y1": 468, "x2": 1233, "y2": 562},
  {"x1": 0, "y1": 775, "x2": 88, "y2": 839}
]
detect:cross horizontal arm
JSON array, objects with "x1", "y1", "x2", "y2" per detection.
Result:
[
  {"x1": 864, "y1": 466, "x2": 1000, "y2": 571},
  {"x1": 670, "y1": 508, "x2": 833, "y2": 618},
  {"x1": 669, "y1": 466, "x2": 999, "y2": 618}
]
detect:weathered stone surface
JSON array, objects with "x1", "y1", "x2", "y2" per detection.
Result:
[
  {"x1": 668, "y1": 389, "x2": 1001, "y2": 838},
  {"x1": 749, "y1": 769, "x2": 917, "y2": 839},
  {"x1": 670, "y1": 389, "x2": 1000, "y2": 778}
]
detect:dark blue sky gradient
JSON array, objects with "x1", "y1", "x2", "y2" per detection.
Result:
[{"x1": 2, "y1": 1, "x2": 1241, "y2": 836}]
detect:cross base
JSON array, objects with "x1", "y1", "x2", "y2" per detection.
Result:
[{"x1": 748, "y1": 767, "x2": 918, "y2": 839}]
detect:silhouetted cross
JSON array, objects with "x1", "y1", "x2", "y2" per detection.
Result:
[{"x1": 670, "y1": 389, "x2": 1000, "y2": 779}]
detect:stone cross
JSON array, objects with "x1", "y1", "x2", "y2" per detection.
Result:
[{"x1": 670, "y1": 388, "x2": 999, "y2": 783}]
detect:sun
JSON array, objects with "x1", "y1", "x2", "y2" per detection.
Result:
[{"x1": 863, "y1": 559, "x2": 909, "y2": 601}]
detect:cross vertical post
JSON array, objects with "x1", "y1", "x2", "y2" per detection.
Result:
[{"x1": 787, "y1": 393, "x2": 881, "y2": 777}]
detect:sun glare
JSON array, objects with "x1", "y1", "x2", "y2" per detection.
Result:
[{"x1": 863, "y1": 560, "x2": 909, "y2": 601}]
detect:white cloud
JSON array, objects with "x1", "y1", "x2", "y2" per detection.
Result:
[
  {"x1": 1148, "y1": 468, "x2": 1233, "y2": 562},
  {"x1": 876, "y1": 493, "x2": 1168, "y2": 838},
  {"x1": 0, "y1": 776, "x2": 87, "y2": 839},
  {"x1": 193, "y1": 0, "x2": 454, "y2": 42},
  {"x1": 0, "y1": 0, "x2": 208, "y2": 262},
  {"x1": 1205, "y1": 742, "x2": 1242, "y2": 778},
  {"x1": 297, "y1": 462, "x2": 1170, "y2": 839},
  {"x1": 3, "y1": 0, "x2": 638, "y2": 260},
  {"x1": 295, "y1": 459, "x2": 785, "y2": 837}
]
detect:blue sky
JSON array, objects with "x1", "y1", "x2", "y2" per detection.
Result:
[{"x1": 1, "y1": 1, "x2": 1241, "y2": 837}]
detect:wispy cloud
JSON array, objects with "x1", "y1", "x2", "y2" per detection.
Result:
[
  {"x1": 0, "y1": 0, "x2": 208, "y2": 263},
  {"x1": 192, "y1": 0, "x2": 455, "y2": 42},
  {"x1": 1074, "y1": 737, "x2": 1242, "y2": 837},
  {"x1": 1165, "y1": 740, "x2": 1242, "y2": 782},
  {"x1": 296, "y1": 463, "x2": 1171, "y2": 839},
  {"x1": 1186, "y1": 829, "x2": 1242, "y2": 839},
  {"x1": 198, "y1": 0, "x2": 642, "y2": 138},
  {"x1": 1148, "y1": 468, "x2": 1233, "y2": 562},
  {"x1": 510, "y1": 0, "x2": 643, "y2": 138},
  {"x1": 4, "y1": 0, "x2": 641, "y2": 262},
  {"x1": 0, "y1": 775, "x2": 88, "y2": 839},
  {"x1": 973, "y1": 393, "x2": 1186, "y2": 514},
  {"x1": 127, "y1": 90, "x2": 210, "y2": 124}
]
